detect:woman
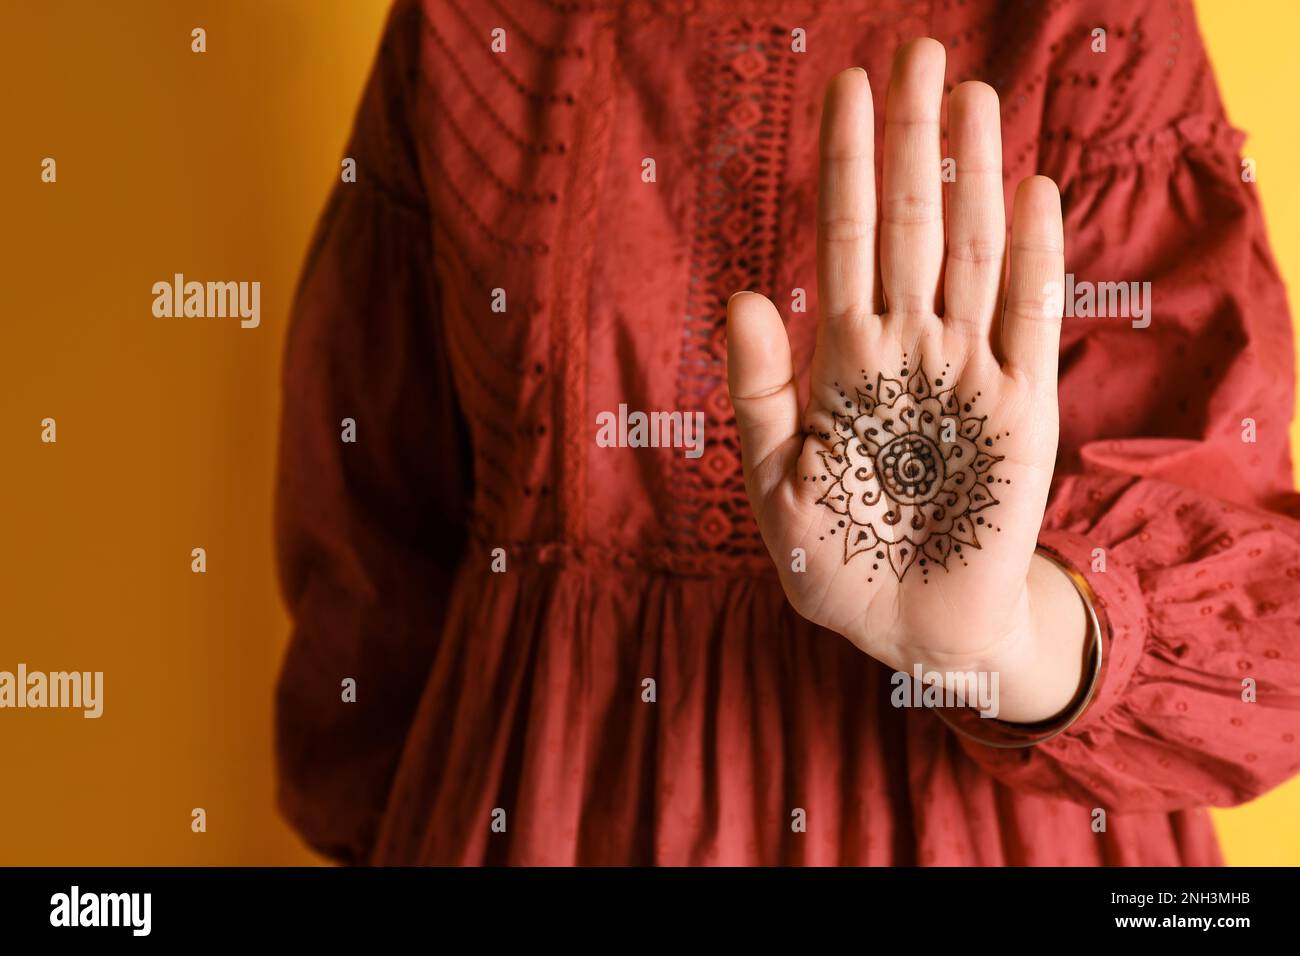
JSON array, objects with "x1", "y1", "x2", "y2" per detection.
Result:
[{"x1": 273, "y1": 0, "x2": 1300, "y2": 865}]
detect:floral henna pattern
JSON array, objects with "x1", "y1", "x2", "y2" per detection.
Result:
[{"x1": 808, "y1": 357, "x2": 1008, "y2": 582}]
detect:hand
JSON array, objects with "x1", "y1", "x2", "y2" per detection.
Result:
[{"x1": 725, "y1": 40, "x2": 1086, "y2": 722}]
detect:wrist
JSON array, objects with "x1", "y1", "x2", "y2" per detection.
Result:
[{"x1": 976, "y1": 552, "x2": 1089, "y2": 723}]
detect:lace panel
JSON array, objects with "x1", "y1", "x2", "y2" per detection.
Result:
[{"x1": 669, "y1": 19, "x2": 796, "y2": 566}]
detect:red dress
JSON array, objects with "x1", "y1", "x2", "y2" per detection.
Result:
[{"x1": 273, "y1": 0, "x2": 1300, "y2": 865}]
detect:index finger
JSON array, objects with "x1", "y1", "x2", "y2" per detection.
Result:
[{"x1": 817, "y1": 67, "x2": 880, "y2": 322}]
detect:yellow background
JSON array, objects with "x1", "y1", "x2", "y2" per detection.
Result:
[{"x1": 0, "y1": 0, "x2": 1295, "y2": 866}]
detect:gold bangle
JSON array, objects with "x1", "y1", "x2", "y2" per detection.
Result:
[{"x1": 931, "y1": 545, "x2": 1105, "y2": 749}]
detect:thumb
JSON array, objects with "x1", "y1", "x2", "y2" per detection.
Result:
[{"x1": 726, "y1": 291, "x2": 802, "y2": 500}]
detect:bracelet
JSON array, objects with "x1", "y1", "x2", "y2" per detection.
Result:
[{"x1": 930, "y1": 545, "x2": 1105, "y2": 749}]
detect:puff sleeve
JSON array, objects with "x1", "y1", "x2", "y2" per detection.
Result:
[
  {"x1": 946, "y1": 4, "x2": 1300, "y2": 811},
  {"x1": 272, "y1": 0, "x2": 470, "y2": 863}
]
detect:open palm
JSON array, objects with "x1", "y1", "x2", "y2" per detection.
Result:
[{"x1": 726, "y1": 40, "x2": 1065, "y2": 680}]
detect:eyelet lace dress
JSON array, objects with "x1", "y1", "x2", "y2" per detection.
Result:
[{"x1": 273, "y1": 0, "x2": 1300, "y2": 865}]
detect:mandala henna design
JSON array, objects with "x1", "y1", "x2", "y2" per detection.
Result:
[{"x1": 809, "y1": 357, "x2": 1008, "y2": 582}]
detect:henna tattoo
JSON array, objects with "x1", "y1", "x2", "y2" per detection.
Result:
[{"x1": 807, "y1": 357, "x2": 1008, "y2": 582}]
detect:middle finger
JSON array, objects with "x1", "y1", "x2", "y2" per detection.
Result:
[{"x1": 880, "y1": 38, "x2": 946, "y2": 317}]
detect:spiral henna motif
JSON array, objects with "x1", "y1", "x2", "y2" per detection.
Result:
[
  {"x1": 876, "y1": 434, "x2": 945, "y2": 505},
  {"x1": 810, "y1": 358, "x2": 1006, "y2": 582}
]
